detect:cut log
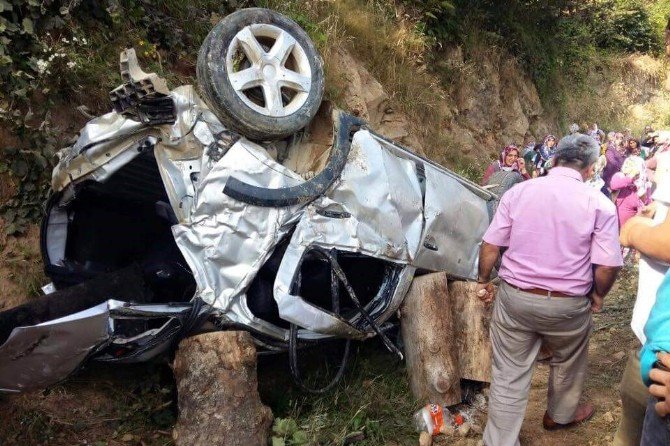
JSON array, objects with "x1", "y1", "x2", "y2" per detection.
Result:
[
  {"x1": 448, "y1": 281, "x2": 493, "y2": 383},
  {"x1": 400, "y1": 272, "x2": 461, "y2": 406},
  {"x1": 172, "y1": 331, "x2": 273, "y2": 446}
]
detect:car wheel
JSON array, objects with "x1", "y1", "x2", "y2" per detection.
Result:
[
  {"x1": 486, "y1": 170, "x2": 523, "y2": 216},
  {"x1": 197, "y1": 8, "x2": 325, "y2": 140}
]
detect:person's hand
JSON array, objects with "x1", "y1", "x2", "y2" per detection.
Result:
[
  {"x1": 649, "y1": 352, "x2": 670, "y2": 417},
  {"x1": 518, "y1": 158, "x2": 527, "y2": 174},
  {"x1": 589, "y1": 290, "x2": 604, "y2": 313},
  {"x1": 475, "y1": 282, "x2": 496, "y2": 303},
  {"x1": 641, "y1": 201, "x2": 657, "y2": 219},
  {"x1": 620, "y1": 215, "x2": 654, "y2": 247}
]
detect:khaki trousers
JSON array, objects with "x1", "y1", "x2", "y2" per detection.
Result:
[
  {"x1": 483, "y1": 282, "x2": 593, "y2": 446},
  {"x1": 612, "y1": 351, "x2": 647, "y2": 446}
]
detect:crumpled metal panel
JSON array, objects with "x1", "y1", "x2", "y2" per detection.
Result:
[
  {"x1": 294, "y1": 130, "x2": 423, "y2": 262},
  {"x1": 0, "y1": 300, "x2": 194, "y2": 392},
  {"x1": 172, "y1": 139, "x2": 306, "y2": 319},
  {"x1": 272, "y1": 130, "x2": 424, "y2": 335},
  {"x1": 412, "y1": 163, "x2": 490, "y2": 280},
  {"x1": 365, "y1": 132, "x2": 493, "y2": 279},
  {"x1": 0, "y1": 302, "x2": 111, "y2": 392}
]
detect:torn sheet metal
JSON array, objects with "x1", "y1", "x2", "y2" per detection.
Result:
[
  {"x1": 368, "y1": 132, "x2": 493, "y2": 280},
  {"x1": 171, "y1": 139, "x2": 306, "y2": 328},
  {"x1": 0, "y1": 300, "x2": 194, "y2": 392},
  {"x1": 273, "y1": 130, "x2": 424, "y2": 335},
  {"x1": 0, "y1": 302, "x2": 111, "y2": 392}
]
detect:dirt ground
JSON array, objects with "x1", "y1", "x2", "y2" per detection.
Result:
[{"x1": 0, "y1": 226, "x2": 641, "y2": 445}]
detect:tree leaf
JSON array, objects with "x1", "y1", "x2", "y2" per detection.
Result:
[
  {"x1": 4, "y1": 223, "x2": 18, "y2": 236},
  {"x1": 0, "y1": 0, "x2": 12, "y2": 13},
  {"x1": 271, "y1": 437, "x2": 285, "y2": 446},
  {"x1": 22, "y1": 18, "x2": 34, "y2": 35},
  {"x1": 291, "y1": 430, "x2": 309, "y2": 445}
]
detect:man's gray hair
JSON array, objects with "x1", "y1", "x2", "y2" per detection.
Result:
[{"x1": 554, "y1": 134, "x2": 600, "y2": 170}]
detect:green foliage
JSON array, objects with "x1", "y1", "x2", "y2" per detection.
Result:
[
  {"x1": 402, "y1": 0, "x2": 458, "y2": 42},
  {"x1": 271, "y1": 418, "x2": 310, "y2": 445},
  {"x1": 403, "y1": 0, "x2": 665, "y2": 108},
  {"x1": 591, "y1": 0, "x2": 658, "y2": 52},
  {"x1": 649, "y1": 0, "x2": 670, "y2": 48},
  {"x1": 0, "y1": 0, "x2": 252, "y2": 233}
]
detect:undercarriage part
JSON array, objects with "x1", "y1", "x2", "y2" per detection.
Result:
[
  {"x1": 223, "y1": 112, "x2": 362, "y2": 207},
  {"x1": 109, "y1": 48, "x2": 176, "y2": 125},
  {"x1": 206, "y1": 129, "x2": 241, "y2": 162}
]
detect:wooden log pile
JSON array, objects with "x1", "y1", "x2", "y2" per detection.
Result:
[{"x1": 399, "y1": 273, "x2": 493, "y2": 407}]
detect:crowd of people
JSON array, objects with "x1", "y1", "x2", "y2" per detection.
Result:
[
  {"x1": 474, "y1": 125, "x2": 670, "y2": 446},
  {"x1": 482, "y1": 124, "x2": 669, "y2": 232}
]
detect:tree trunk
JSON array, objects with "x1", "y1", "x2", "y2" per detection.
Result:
[
  {"x1": 172, "y1": 331, "x2": 273, "y2": 446},
  {"x1": 400, "y1": 272, "x2": 461, "y2": 407},
  {"x1": 448, "y1": 281, "x2": 493, "y2": 383},
  {"x1": 665, "y1": 17, "x2": 670, "y2": 57}
]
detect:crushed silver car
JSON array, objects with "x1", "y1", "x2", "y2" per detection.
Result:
[{"x1": 0, "y1": 8, "x2": 495, "y2": 393}]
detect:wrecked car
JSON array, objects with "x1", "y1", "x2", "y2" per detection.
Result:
[{"x1": 0, "y1": 8, "x2": 495, "y2": 393}]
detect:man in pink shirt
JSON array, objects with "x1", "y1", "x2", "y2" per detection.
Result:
[{"x1": 476, "y1": 134, "x2": 623, "y2": 446}]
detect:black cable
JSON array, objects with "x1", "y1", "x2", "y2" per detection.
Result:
[
  {"x1": 288, "y1": 247, "x2": 403, "y2": 393},
  {"x1": 310, "y1": 247, "x2": 403, "y2": 360},
  {"x1": 289, "y1": 323, "x2": 351, "y2": 394}
]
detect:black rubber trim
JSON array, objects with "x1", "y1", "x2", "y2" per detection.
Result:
[{"x1": 222, "y1": 112, "x2": 364, "y2": 207}]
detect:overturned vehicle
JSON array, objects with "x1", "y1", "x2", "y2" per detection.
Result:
[{"x1": 0, "y1": 8, "x2": 495, "y2": 392}]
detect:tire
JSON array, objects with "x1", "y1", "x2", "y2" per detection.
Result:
[
  {"x1": 197, "y1": 8, "x2": 325, "y2": 140},
  {"x1": 486, "y1": 170, "x2": 523, "y2": 216}
]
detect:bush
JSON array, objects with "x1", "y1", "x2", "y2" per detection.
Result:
[
  {"x1": 591, "y1": 0, "x2": 658, "y2": 53},
  {"x1": 402, "y1": 0, "x2": 664, "y2": 108}
]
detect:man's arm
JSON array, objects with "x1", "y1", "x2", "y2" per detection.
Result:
[
  {"x1": 476, "y1": 241, "x2": 501, "y2": 303},
  {"x1": 621, "y1": 214, "x2": 670, "y2": 263},
  {"x1": 590, "y1": 198, "x2": 624, "y2": 312},
  {"x1": 476, "y1": 190, "x2": 514, "y2": 303},
  {"x1": 478, "y1": 241, "x2": 500, "y2": 283},
  {"x1": 590, "y1": 264, "x2": 621, "y2": 312}
]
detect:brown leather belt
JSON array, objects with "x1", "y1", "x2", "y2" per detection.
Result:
[{"x1": 506, "y1": 282, "x2": 574, "y2": 298}]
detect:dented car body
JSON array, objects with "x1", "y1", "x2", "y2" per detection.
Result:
[{"x1": 0, "y1": 13, "x2": 495, "y2": 393}]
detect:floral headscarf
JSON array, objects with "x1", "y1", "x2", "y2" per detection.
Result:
[{"x1": 499, "y1": 145, "x2": 521, "y2": 171}]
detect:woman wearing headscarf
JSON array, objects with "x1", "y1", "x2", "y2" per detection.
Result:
[
  {"x1": 611, "y1": 153, "x2": 651, "y2": 228},
  {"x1": 481, "y1": 144, "x2": 530, "y2": 185},
  {"x1": 531, "y1": 134, "x2": 557, "y2": 177},
  {"x1": 602, "y1": 132, "x2": 628, "y2": 199}
]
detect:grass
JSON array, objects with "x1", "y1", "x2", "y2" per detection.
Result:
[{"x1": 260, "y1": 340, "x2": 419, "y2": 445}]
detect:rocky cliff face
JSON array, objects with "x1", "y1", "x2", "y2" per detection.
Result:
[
  {"x1": 325, "y1": 46, "x2": 669, "y2": 167},
  {"x1": 324, "y1": 45, "x2": 555, "y2": 166},
  {"x1": 437, "y1": 47, "x2": 552, "y2": 158}
]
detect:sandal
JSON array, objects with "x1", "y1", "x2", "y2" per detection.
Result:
[{"x1": 542, "y1": 404, "x2": 595, "y2": 430}]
